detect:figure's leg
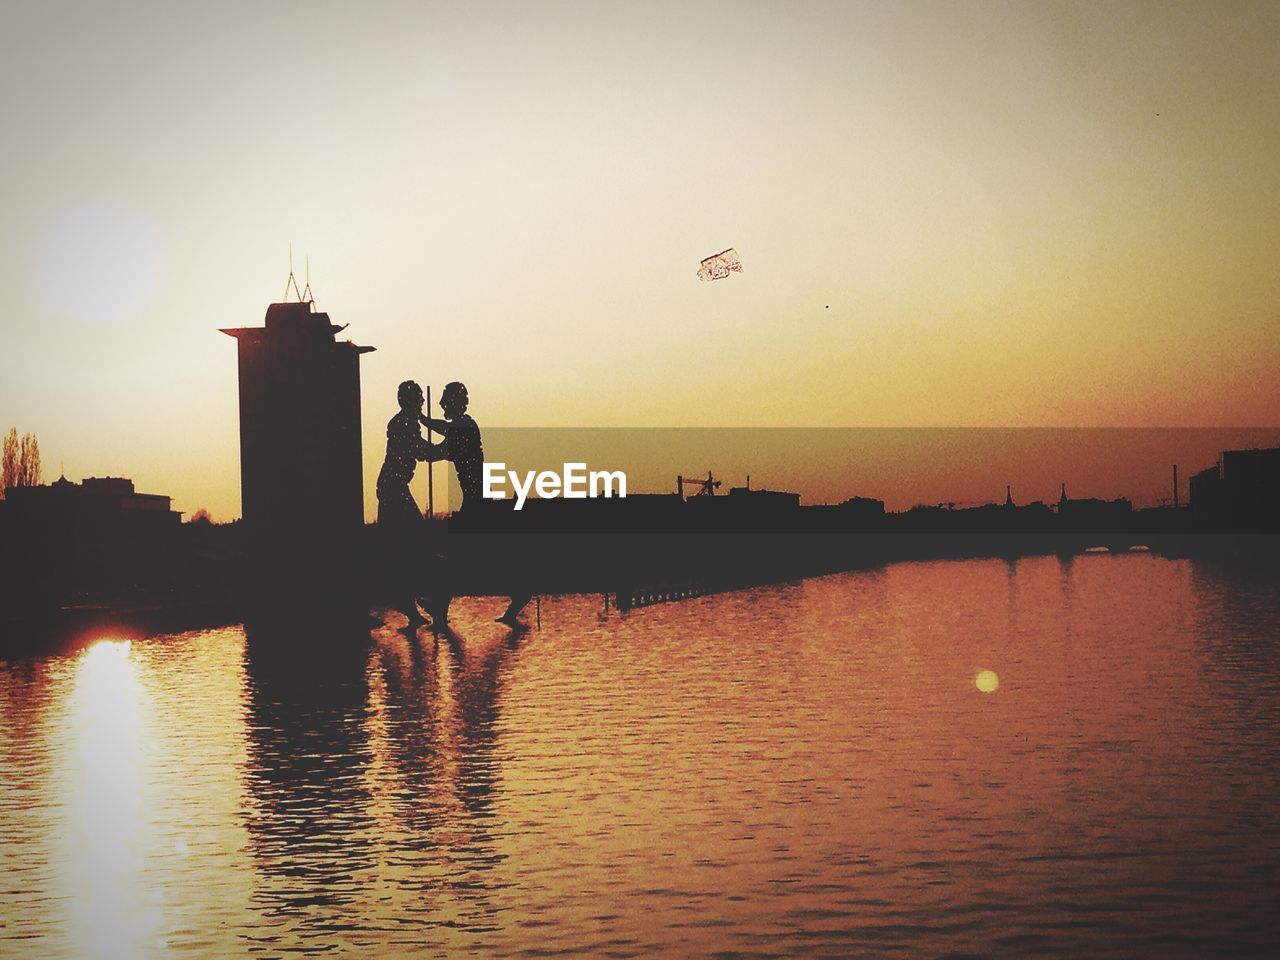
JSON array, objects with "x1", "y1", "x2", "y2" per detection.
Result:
[
  {"x1": 497, "y1": 531, "x2": 532, "y2": 625},
  {"x1": 399, "y1": 559, "x2": 428, "y2": 628},
  {"x1": 381, "y1": 486, "x2": 427, "y2": 628},
  {"x1": 496, "y1": 593, "x2": 531, "y2": 625},
  {"x1": 417, "y1": 547, "x2": 453, "y2": 627},
  {"x1": 426, "y1": 591, "x2": 452, "y2": 627}
]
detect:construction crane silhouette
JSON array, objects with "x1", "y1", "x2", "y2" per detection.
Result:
[{"x1": 677, "y1": 472, "x2": 721, "y2": 499}]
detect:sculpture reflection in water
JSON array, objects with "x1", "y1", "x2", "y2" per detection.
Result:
[{"x1": 239, "y1": 612, "x2": 525, "y2": 952}]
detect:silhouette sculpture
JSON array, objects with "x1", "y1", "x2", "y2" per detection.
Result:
[
  {"x1": 376, "y1": 380, "x2": 435, "y2": 628},
  {"x1": 419, "y1": 381, "x2": 484, "y2": 511},
  {"x1": 376, "y1": 380, "x2": 433, "y2": 527},
  {"x1": 418, "y1": 382, "x2": 531, "y2": 626}
]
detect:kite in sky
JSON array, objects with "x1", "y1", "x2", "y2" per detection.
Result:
[{"x1": 697, "y1": 248, "x2": 743, "y2": 282}]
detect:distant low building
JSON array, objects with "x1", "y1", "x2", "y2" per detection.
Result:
[
  {"x1": 1189, "y1": 464, "x2": 1221, "y2": 514},
  {"x1": 838, "y1": 496, "x2": 886, "y2": 517},
  {"x1": 1055, "y1": 484, "x2": 1132, "y2": 530},
  {"x1": 1189, "y1": 446, "x2": 1280, "y2": 531},
  {"x1": 0, "y1": 474, "x2": 184, "y2": 607},
  {"x1": 725, "y1": 485, "x2": 802, "y2": 511},
  {"x1": 1222, "y1": 447, "x2": 1280, "y2": 517},
  {"x1": 2, "y1": 474, "x2": 180, "y2": 524}
]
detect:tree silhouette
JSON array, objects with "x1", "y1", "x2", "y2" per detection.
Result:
[
  {"x1": 189, "y1": 508, "x2": 213, "y2": 525},
  {"x1": 18, "y1": 433, "x2": 41, "y2": 487},
  {"x1": 1, "y1": 429, "x2": 17, "y2": 494},
  {"x1": 2, "y1": 428, "x2": 42, "y2": 493}
]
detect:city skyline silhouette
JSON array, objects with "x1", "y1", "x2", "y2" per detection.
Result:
[{"x1": 4, "y1": 2, "x2": 1279, "y2": 524}]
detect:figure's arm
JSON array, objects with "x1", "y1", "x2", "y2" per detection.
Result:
[
  {"x1": 416, "y1": 438, "x2": 449, "y2": 462},
  {"x1": 394, "y1": 417, "x2": 442, "y2": 462},
  {"x1": 419, "y1": 415, "x2": 451, "y2": 435}
]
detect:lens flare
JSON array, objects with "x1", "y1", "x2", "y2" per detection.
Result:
[
  {"x1": 33, "y1": 204, "x2": 161, "y2": 325},
  {"x1": 975, "y1": 669, "x2": 999, "y2": 693}
]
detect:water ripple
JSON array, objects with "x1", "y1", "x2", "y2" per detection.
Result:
[{"x1": 2, "y1": 556, "x2": 1280, "y2": 956}]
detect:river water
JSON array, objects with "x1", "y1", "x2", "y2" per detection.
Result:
[{"x1": 2, "y1": 554, "x2": 1279, "y2": 958}]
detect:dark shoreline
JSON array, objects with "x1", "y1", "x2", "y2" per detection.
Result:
[{"x1": 4, "y1": 530, "x2": 1276, "y2": 657}]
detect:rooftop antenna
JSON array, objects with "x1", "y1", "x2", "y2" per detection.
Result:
[
  {"x1": 283, "y1": 243, "x2": 305, "y2": 303},
  {"x1": 301, "y1": 255, "x2": 315, "y2": 306}
]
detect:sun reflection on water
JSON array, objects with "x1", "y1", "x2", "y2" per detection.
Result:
[{"x1": 62, "y1": 639, "x2": 159, "y2": 959}]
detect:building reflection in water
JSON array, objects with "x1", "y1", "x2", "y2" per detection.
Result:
[
  {"x1": 240, "y1": 618, "x2": 377, "y2": 936},
  {"x1": 239, "y1": 611, "x2": 525, "y2": 952}
]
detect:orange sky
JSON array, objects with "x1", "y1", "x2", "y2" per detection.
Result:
[{"x1": 2, "y1": 1, "x2": 1278, "y2": 520}]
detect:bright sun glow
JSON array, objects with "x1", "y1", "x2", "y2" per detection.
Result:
[
  {"x1": 975, "y1": 669, "x2": 999, "y2": 693},
  {"x1": 33, "y1": 204, "x2": 161, "y2": 325}
]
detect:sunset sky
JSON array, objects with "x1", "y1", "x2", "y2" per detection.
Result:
[{"x1": 2, "y1": 1, "x2": 1277, "y2": 520}]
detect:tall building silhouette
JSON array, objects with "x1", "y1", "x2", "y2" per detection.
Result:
[{"x1": 222, "y1": 302, "x2": 374, "y2": 538}]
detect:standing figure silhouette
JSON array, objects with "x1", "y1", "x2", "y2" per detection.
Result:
[
  {"x1": 376, "y1": 380, "x2": 433, "y2": 628},
  {"x1": 420, "y1": 382, "x2": 531, "y2": 626},
  {"x1": 420, "y1": 381, "x2": 484, "y2": 512}
]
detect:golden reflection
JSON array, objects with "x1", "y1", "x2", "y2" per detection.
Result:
[
  {"x1": 975, "y1": 669, "x2": 999, "y2": 693},
  {"x1": 63, "y1": 639, "x2": 158, "y2": 960}
]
